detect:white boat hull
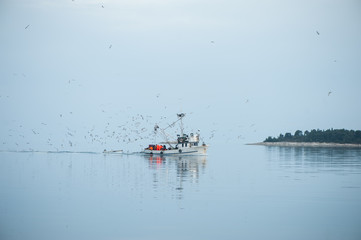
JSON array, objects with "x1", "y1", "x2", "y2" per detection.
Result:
[{"x1": 142, "y1": 145, "x2": 208, "y2": 155}]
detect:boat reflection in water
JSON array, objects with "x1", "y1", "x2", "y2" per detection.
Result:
[{"x1": 145, "y1": 154, "x2": 207, "y2": 199}]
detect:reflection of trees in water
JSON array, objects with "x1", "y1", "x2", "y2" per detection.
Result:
[
  {"x1": 146, "y1": 155, "x2": 207, "y2": 199},
  {"x1": 266, "y1": 146, "x2": 361, "y2": 173}
]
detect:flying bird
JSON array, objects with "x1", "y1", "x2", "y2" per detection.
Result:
[
  {"x1": 316, "y1": 31, "x2": 320, "y2": 35},
  {"x1": 109, "y1": 44, "x2": 112, "y2": 49},
  {"x1": 328, "y1": 91, "x2": 332, "y2": 96},
  {"x1": 25, "y1": 24, "x2": 30, "y2": 29},
  {"x1": 102, "y1": 5, "x2": 104, "y2": 8}
]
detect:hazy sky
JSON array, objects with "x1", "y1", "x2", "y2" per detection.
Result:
[{"x1": 1, "y1": 0, "x2": 361, "y2": 152}]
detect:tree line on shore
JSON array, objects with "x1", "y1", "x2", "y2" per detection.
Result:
[{"x1": 264, "y1": 129, "x2": 361, "y2": 144}]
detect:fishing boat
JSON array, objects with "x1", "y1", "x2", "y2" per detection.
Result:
[{"x1": 142, "y1": 113, "x2": 208, "y2": 155}]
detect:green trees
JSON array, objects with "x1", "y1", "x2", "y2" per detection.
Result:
[
  {"x1": 264, "y1": 129, "x2": 361, "y2": 144},
  {"x1": 294, "y1": 130, "x2": 303, "y2": 137}
]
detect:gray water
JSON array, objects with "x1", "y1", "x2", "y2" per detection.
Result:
[{"x1": 1, "y1": 145, "x2": 361, "y2": 240}]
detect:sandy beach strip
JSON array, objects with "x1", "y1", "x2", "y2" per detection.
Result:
[{"x1": 247, "y1": 142, "x2": 361, "y2": 148}]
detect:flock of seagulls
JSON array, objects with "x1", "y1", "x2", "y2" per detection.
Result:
[
  {"x1": 2, "y1": 112, "x2": 156, "y2": 151},
  {"x1": 1, "y1": 101, "x2": 257, "y2": 152}
]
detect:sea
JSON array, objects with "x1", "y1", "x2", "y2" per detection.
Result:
[{"x1": 1, "y1": 144, "x2": 361, "y2": 240}]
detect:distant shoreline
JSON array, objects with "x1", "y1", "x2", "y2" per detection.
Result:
[{"x1": 247, "y1": 142, "x2": 361, "y2": 148}]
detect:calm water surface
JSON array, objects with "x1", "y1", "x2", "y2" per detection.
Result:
[{"x1": 1, "y1": 145, "x2": 361, "y2": 240}]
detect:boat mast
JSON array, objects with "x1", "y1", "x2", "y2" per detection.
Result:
[{"x1": 177, "y1": 113, "x2": 185, "y2": 136}]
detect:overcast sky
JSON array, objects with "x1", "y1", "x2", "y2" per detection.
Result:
[{"x1": 1, "y1": 0, "x2": 361, "y2": 152}]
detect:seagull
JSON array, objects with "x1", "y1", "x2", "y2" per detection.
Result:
[
  {"x1": 211, "y1": 41, "x2": 215, "y2": 44},
  {"x1": 316, "y1": 31, "x2": 320, "y2": 35},
  {"x1": 328, "y1": 91, "x2": 332, "y2": 96},
  {"x1": 25, "y1": 24, "x2": 30, "y2": 29},
  {"x1": 102, "y1": 5, "x2": 104, "y2": 8},
  {"x1": 109, "y1": 44, "x2": 112, "y2": 49}
]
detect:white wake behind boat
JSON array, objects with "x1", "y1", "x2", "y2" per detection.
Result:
[
  {"x1": 103, "y1": 149, "x2": 123, "y2": 154},
  {"x1": 141, "y1": 113, "x2": 208, "y2": 155}
]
